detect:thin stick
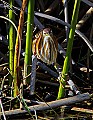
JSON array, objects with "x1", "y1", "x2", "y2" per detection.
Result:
[
  {"x1": 71, "y1": 107, "x2": 93, "y2": 114},
  {"x1": 63, "y1": 0, "x2": 69, "y2": 42},
  {"x1": 82, "y1": 0, "x2": 93, "y2": 7},
  {"x1": 87, "y1": 24, "x2": 93, "y2": 80},
  {"x1": 76, "y1": 7, "x2": 93, "y2": 30},
  {"x1": 45, "y1": 0, "x2": 59, "y2": 14},
  {"x1": 0, "y1": 93, "x2": 90, "y2": 116},
  {"x1": 0, "y1": 99, "x2": 6, "y2": 120},
  {"x1": 30, "y1": 55, "x2": 37, "y2": 95},
  {"x1": 37, "y1": 60, "x2": 58, "y2": 78}
]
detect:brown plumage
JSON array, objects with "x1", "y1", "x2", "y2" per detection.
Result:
[{"x1": 32, "y1": 28, "x2": 58, "y2": 65}]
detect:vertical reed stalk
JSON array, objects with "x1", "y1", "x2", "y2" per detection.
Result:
[
  {"x1": 9, "y1": 0, "x2": 15, "y2": 85},
  {"x1": 57, "y1": 0, "x2": 81, "y2": 99},
  {"x1": 24, "y1": 0, "x2": 35, "y2": 84},
  {"x1": 13, "y1": 0, "x2": 27, "y2": 97},
  {"x1": 63, "y1": 0, "x2": 69, "y2": 41},
  {"x1": 87, "y1": 24, "x2": 93, "y2": 80}
]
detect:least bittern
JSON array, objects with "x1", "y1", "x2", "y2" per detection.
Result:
[{"x1": 32, "y1": 28, "x2": 58, "y2": 65}]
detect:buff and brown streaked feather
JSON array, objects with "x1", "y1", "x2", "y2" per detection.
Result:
[{"x1": 32, "y1": 28, "x2": 58, "y2": 65}]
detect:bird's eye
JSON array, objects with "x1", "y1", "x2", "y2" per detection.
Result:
[{"x1": 43, "y1": 32, "x2": 46, "y2": 34}]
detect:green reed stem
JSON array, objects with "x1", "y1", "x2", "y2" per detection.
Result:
[
  {"x1": 9, "y1": 0, "x2": 15, "y2": 85},
  {"x1": 24, "y1": 0, "x2": 35, "y2": 84},
  {"x1": 57, "y1": 0, "x2": 81, "y2": 99}
]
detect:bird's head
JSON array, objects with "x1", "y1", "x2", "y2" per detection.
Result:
[{"x1": 42, "y1": 28, "x2": 53, "y2": 38}]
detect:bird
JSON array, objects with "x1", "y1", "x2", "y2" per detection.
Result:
[{"x1": 32, "y1": 28, "x2": 58, "y2": 65}]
